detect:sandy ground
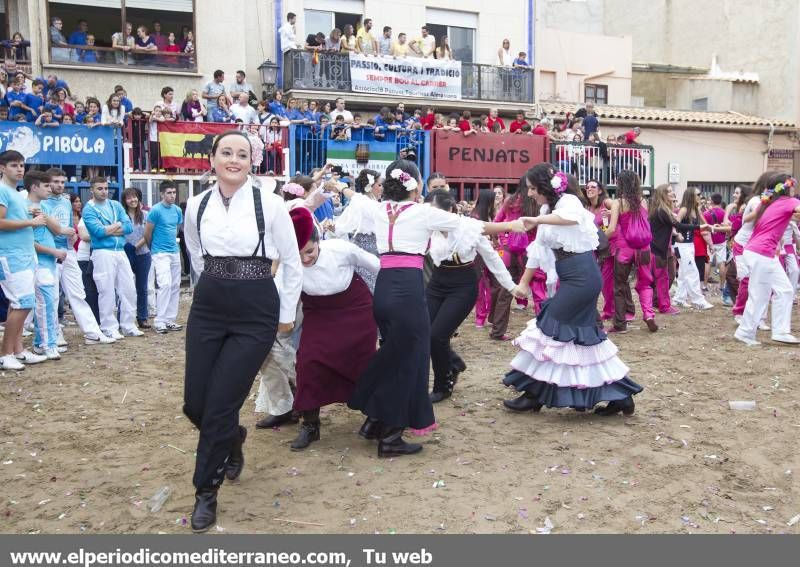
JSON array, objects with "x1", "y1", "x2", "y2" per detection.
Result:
[{"x1": 1, "y1": 288, "x2": 799, "y2": 535}]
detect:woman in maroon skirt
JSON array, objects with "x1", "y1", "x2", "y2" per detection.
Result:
[{"x1": 287, "y1": 207, "x2": 381, "y2": 450}]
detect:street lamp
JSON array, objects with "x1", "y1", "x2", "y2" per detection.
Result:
[{"x1": 258, "y1": 59, "x2": 279, "y2": 100}]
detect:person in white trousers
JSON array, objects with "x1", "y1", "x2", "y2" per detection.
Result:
[
  {"x1": 42, "y1": 169, "x2": 114, "y2": 345},
  {"x1": 673, "y1": 188, "x2": 713, "y2": 310},
  {"x1": 781, "y1": 221, "x2": 800, "y2": 299},
  {"x1": 144, "y1": 180, "x2": 184, "y2": 333},
  {"x1": 81, "y1": 177, "x2": 143, "y2": 340},
  {"x1": 735, "y1": 174, "x2": 800, "y2": 346}
]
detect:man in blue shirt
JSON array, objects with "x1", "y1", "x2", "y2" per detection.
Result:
[
  {"x1": 0, "y1": 150, "x2": 48, "y2": 370},
  {"x1": 82, "y1": 176, "x2": 142, "y2": 340},
  {"x1": 42, "y1": 168, "x2": 114, "y2": 345},
  {"x1": 144, "y1": 180, "x2": 183, "y2": 334},
  {"x1": 114, "y1": 85, "x2": 133, "y2": 114},
  {"x1": 68, "y1": 19, "x2": 88, "y2": 62},
  {"x1": 38, "y1": 74, "x2": 70, "y2": 100}
]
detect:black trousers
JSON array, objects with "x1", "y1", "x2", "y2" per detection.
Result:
[
  {"x1": 78, "y1": 260, "x2": 100, "y2": 324},
  {"x1": 426, "y1": 265, "x2": 478, "y2": 383},
  {"x1": 183, "y1": 273, "x2": 279, "y2": 490}
]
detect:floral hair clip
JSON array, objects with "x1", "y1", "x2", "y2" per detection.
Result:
[
  {"x1": 550, "y1": 171, "x2": 569, "y2": 194},
  {"x1": 366, "y1": 174, "x2": 375, "y2": 188},
  {"x1": 762, "y1": 177, "x2": 797, "y2": 202},
  {"x1": 281, "y1": 182, "x2": 305, "y2": 197},
  {"x1": 389, "y1": 168, "x2": 418, "y2": 192}
]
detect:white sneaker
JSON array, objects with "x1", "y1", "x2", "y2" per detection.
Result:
[
  {"x1": 15, "y1": 350, "x2": 48, "y2": 364},
  {"x1": 33, "y1": 345, "x2": 67, "y2": 357},
  {"x1": 693, "y1": 301, "x2": 714, "y2": 310},
  {"x1": 56, "y1": 330, "x2": 68, "y2": 347},
  {"x1": 734, "y1": 315, "x2": 743, "y2": 324},
  {"x1": 673, "y1": 300, "x2": 690, "y2": 308},
  {"x1": 154, "y1": 325, "x2": 168, "y2": 334},
  {"x1": 0, "y1": 354, "x2": 25, "y2": 371},
  {"x1": 122, "y1": 328, "x2": 144, "y2": 337},
  {"x1": 85, "y1": 333, "x2": 116, "y2": 345},
  {"x1": 758, "y1": 321, "x2": 771, "y2": 331},
  {"x1": 43, "y1": 347, "x2": 61, "y2": 360},
  {"x1": 166, "y1": 323, "x2": 183, "y2": 332},
  {"x1": 21, "y1": 328, "x2": 32, "y2": 337},
  {"x1": 734, "y1": 330, "x2": 761, "y2": 347},
  {"x1": 771, "y1": 333, "x2": 800, "y2": 345},
  {"x1": 103, "y1": 330, "x2": 125, "y2": 341}
]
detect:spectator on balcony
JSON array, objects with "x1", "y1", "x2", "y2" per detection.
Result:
[
  {"x1": 155, "y1": 87, "x2": 179, "y2": 119},
  {"x1": 624, "y1": 126, "x2": 641, "y2": 145},
  {"x1": 445, "y1": 116, "x2": 460, "y2": 132},
  {"x1": 202, "y1": 70, "x2": 227, "y2": 117},
  {"x1": 101, "y1": 94, "x2": 125, "y2": 127},
  {"x1": 583, "y1": 102, "x2": 599, "y2": 138},
  {"x1": 113, "y1": 85, "x2": 133, "y2": 114},
  {"x1": 49, "y1": 18, "x2": 70, "y2": 63},
  {"x1": 331, "y1": 115, "x2": 350, "y2": 141},
  {"x1": 329, "y1": 97, "x2": 353, "y2": 124},
  {"x1": 433, "y1": 113, "x2": 446, "y2": 129},
  {"x1": 435, "y1": 36, "x2": 453, "y2": 61},
  {"x1": 181, "y1": 90, "x2": 206, "y2": 122},
  {"x1": 2, "y1": 32, "x2": 30, "y2": 61},
  {"x1": 497, "y1": 39, "x2": 513, "y2": 66},
  {"x1": 229, "y1": 70, "x2": 254, "y2": 99},
  {"x1": 410, "y1": 27, "x2": 435, "y2": 58},
  {"x1": 379, "y1": 27, "x2": 393, "y2": 56},
  {"x1": 148, "y1": 106, "x2": 166, "y2": 168},
  {"x1": 6, "y1": 80, "x2": 33, "y2": 121},
  {"x1": 151, "y1": 21, "x2": 168, "y2": 54},
  {"x1": 83, "y1": 97, "x2": 102, "y2": 127},
  {"x1": 38, "y1": 74, "x2": 70, "y2": 100},
  {"x1": 35, "y1": 107, "x2": 59, "y2": 128},
  {"x1": 265, "y1": 116, "x2": 283, "y2": 174},
  {"x1": 340, "y1": 25, "x2": 357, "y2": 53},
  {"x1": 210, "y1": 95, "x2": 233, "y2": 123},
  {"x1": 513, "y1": 51, "x2": 529, "y2": 69},
  {"x1": 44, "y1": 92, "x2": 64, "y2": 123},
  {"x1": 268, "y1": 90, "x2": 288, "y2": 118},
  {"x1": 73, "y1": 101, "x2": 86, "y2": 123},
  {"x1": 325, "y1": 28, "x2": 342, "y2": 52},
  {"x1": 231, "y1": 92, "x2": 258, "y2": 124},
  {"x1": 306, "y1": 99, "x2": 321, "y2": 124},
  {"x1": 111, "y1": 22, "x2": 134, "y2": 65},
  {"x1": 486, "y1": 108, "x2": 505, "y2": 132},
  {"x1": 458, "y1": 110, "x2": 472, "y2": 132},
  {"x1": 80, "y1": 34, "x2": 99, "y2": 64},
  {"x1": 280, "y1": 12, "x2": 299, "y2": 53},
  {"x1": 68, "y1": 19, "x2": 89, "y2": 63},
  {"x1": 420, "y1": 107, "x2": 435, "y2": 130},
  {"x1": 133, "y1": 26, "x2": 158, "y2": 65},
  {"x1": 357, "y1": 19, "x2": 378, "y2": 55},
  {"x1": 509, "y1": 110, "x2": 527, "y2": 134},
  {"x1": 182, "y1": 30, "x2": 195, "y2": 67},
  {"x1": 164, "y1": 33, "x2": 181, "y2": 67},
  {"x1": 392, "y1": 33, "x2": 410, "y2": 58}
]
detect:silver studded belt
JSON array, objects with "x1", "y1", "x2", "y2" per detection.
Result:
[{"x1": 203, "y1": 256, "x2": 273, "y2": 280}]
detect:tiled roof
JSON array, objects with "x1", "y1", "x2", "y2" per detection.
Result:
[{"x1": 540, "y1": 101, "x2": 795, "y2": 128}]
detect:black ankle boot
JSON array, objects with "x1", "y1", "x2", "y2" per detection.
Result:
[
  {"x1": 224, "y1": 426, "x2": 247, "y2": 481},
  {"x1": 429, "y1": 371, "x2": 458, "y2": 403},
  {"x1": 594, "y1": 397, "x2": 635, "y2": 416},
  {"x1": 291, "y1": 410, "x2": 320, "y2": 451},
  {"x1": 503, "y1": 393, "x2": 543, "y2": 412},
  {"x1": 191, "y1": 488, "x2": 218, "y2": 533},
  {"x1": 358, "y1": 416, "x2": 382, "y2": 440},
  {"x1": 255, "y1": 410, "x2": 298, "y2": 429},
  {"x1": 378, "y1": 427, "x2": 422, "y2": 458}
]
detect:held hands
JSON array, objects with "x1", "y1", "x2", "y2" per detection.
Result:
[
  {"x1": 277, "y1": 322, "x2": 295, "y2": 334},
  {"x1": 53, "y1": 249, "x2": 68, "y2": 262},
  {"x1": 510, "y1": 284, "x2": 530, "y2": 300},
  {"x1": 519, "y1": 216, "x2": 539, "y2": 231},
  {"x1": 30, "y1": 214, "x2": 47, "y2": 227}
]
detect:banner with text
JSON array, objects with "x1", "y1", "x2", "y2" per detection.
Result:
[
  {"x1": 349, "y1": 54, "x2": 462, "y2": 100},
  {"x1": 0, "y1": 121, "x2": 118, "y2": 166},
  {"x1": 157, "y1": 121, "x2": 234, "y2": 170},
  {"x1": 326, "y1": 140, "x2": 397, "y2": 176}
]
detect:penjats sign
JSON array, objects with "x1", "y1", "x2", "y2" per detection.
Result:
[{"x1": 431, "y1": 130, "x2": 549, "y2": 180}]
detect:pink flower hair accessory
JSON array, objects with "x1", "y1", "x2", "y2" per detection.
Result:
[
  {"x1": 550, "y1": 171, "x2": 569, "y2": 194},
  {"x1": 281, "y1": 182, "x2": 305, "y2": 197}
]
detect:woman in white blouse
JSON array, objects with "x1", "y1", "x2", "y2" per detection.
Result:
[
  {"x1": 101, "y1": 93, "x2": 126, "y2": 127},
  {"x1": 181, "y1": 130, "x2": 302, "y2": 533},
  {"x1": 287, "y1": 207, "x2": 380, "y2": 450},
  {"x1": 332, "y1": 159, "x2": 527, "y2": 458},
  {"x1": 502, "y1": 163, "x2": 643, "y2": 416}
]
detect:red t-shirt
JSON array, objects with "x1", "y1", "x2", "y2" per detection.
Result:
[
  {"x1": 458, "y1": 119, "x2": 471, "y2": 132},
  {"x1": 532, "y1": 124, "x2": 548, "y2": 136},
  {"x1": 420, "y1": 113, "x2": 435, "y2": 130},
  {"x1": 487, "y1": 117, "x2": 505, "y2": 131},
  {"x1": 509, "y1": 119, "x2": 527, "y2": 133},
  {"x1": 624, "y1": 130, "x2": 639, "y2": 144}
]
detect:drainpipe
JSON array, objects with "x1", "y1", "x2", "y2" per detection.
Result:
[{"x1": 276, "y1": 0, "x2": 283, "y2": 88}]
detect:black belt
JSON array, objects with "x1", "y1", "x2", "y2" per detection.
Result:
[
  {"x1": 554, "y1": 248, "x2": 580, "y2": 262},
  {"x1": 440, "y1": 260, "x2": 474, "y2": 269},
  {"x1": 203, "y1": 256, "x2": 273, "y2": 280}
]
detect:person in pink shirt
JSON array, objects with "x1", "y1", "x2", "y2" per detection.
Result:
[
  {"x1": 734, "y1": 174, "x2": 800, "y2": 346},
  {"x1": 703, "y1": 193, "x2": 728, "y2": 291}
]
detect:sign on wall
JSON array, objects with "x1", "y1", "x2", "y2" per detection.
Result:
[
  {"x1": 0, "y1": 121, "x2": 118, "y2": 165},
  {"x1": 349, "y1": 54, "x2": 462, "y2": 100},
  {"x1": 668, "y1": 162, "x2": 680, "y2": 183}
]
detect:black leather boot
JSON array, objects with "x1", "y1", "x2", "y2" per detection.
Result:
[
  {"x1": 358, "y1": 416, "x2": 382, "y2": 440},
  {"x1": 191, "y1": 487, "x2": 218, "y2": 533},
  {"x1": 224, "y1": 426, "x2": 247, "y2": 481},
  {"x1": 594, "y1": 396, "x2": 635, "y2": 416},
  {"x1": 290, "y1": 410, "x2": 320, "y2": 451},
  {"x1": 378, "y1": 427, "x2": 422, "y2": 458},
  {"x1": 255, "y1": 410, "x2": 298, "y2": 429},
  {"x1": 430, "y1": 371, "x2": 458, "y2": 403},
  {"x1": 503, "y1": 392, "x2": 544, "y2": 412}
]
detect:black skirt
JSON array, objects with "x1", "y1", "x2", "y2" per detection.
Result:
[{"x1": 348, "y1": 267, "x2": 435, "y2": 430}]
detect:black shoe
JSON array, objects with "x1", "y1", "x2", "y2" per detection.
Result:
[
  {"x1": 190, "y1": 488, "x2": 218, "y2": 533},
  {"x1": 224, "y1": 426, "x2": 247, "y2": 481},
  {"x1": 451, "y1": 355, "x2": 467, "y2": 374},
  {"x1": 137, "y1": 320, "x2": 151, "y2": 329},
  {"x1": 594, "y1": 397, "x2": 635, "y2": 416},
  {"x1": 429, "y1": 371, "x2": 458, "y2": 404},
  {"x1": 290, "y1": 421, "x2": 320, "y2": 451},
  {"x1": 358, "y1": 416, "x2": 382, "y2": 440},
  {"x1": 503, "y1": 393, "x2": 544, "y2": 412},
  {"x1": 378, "y1": 427, "x2": 423, "y2": 458},
  {"x1": 255, "y1": 410, "x2": 298, "y2": 429}
]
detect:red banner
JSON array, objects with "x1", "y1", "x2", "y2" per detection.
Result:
[
  {"x1": 157, "y1": 121, "x2": 233, "y2": 170},
  {"x1": 431, "y1": 130, "x2": 549, "y2": 180}
]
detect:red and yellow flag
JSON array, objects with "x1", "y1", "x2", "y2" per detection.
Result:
[{"x1": 157, "y1": 121, "x2": 233, "y2": 170}]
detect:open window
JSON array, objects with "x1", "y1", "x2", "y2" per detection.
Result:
[
  {"x1": 47, "y1": 0, "x2": 196, "y2": 71},
  {"x1": 426, "y1": 8, "x2": 477, "y2": 63},
  {"x1": 585, "y1": 83, "x2": 608, "y2": 105}
]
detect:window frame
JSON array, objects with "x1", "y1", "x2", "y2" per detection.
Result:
[
  {"x1": 584, "y1": 83, "x2": 607, "y2": 105},
  {"x1": 45, "y1": 0, "x2": 198, "y2": 73}
]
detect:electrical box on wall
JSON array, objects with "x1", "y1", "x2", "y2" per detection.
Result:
[{"x1": 668, "y1": 162, "x2": 680, "y2": 184}]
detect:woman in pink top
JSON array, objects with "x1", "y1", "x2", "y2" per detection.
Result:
[
  {"x1": 734, "y1": 174, "x2": 800, "y2": 346},
  {"x1": 605, "y1": 171, "x2": 657, "y2": 333}
]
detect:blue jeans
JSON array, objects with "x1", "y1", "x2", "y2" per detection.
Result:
[{"x1": 124, "y1": 244, "x2": 151, "y2": 322}]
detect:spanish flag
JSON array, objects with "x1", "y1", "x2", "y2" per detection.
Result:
[{"x1": 158, "y1": 122, "x2": 233, "y2": 170}]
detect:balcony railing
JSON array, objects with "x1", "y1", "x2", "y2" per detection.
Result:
[
  {"x1": 49, "y1": 43, "x2": 196, "y2": 71},
  {"x1": 550, "y1": 140, "x2": 655, "y2": 190},
  {"x1": 283, "y1": 50, "x2": 534, "y2": 104}
]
